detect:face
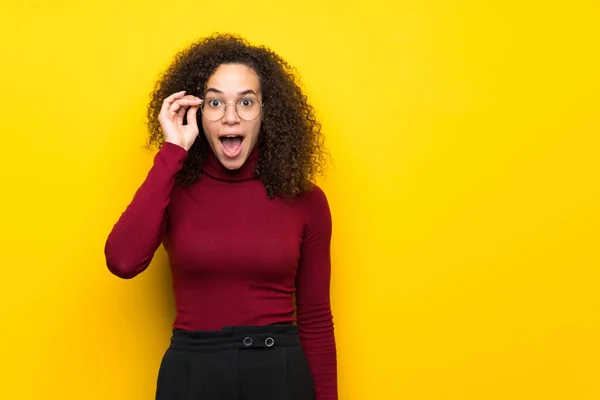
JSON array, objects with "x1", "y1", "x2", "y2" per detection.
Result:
[{"x1": 201, "y1": 63, "x2": 263, "y2": 170}]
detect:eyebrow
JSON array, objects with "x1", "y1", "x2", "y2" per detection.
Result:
[{"x1": 205, "y1": 88, "x2": 258, "y2": 96}]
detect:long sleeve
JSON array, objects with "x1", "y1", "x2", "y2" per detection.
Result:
[
  {"x1": 295, "y1": 186, "x2": 338, "y2": 400},
  {"x1": 104, "y1": 142, "x2": 188, "y2": 279}
]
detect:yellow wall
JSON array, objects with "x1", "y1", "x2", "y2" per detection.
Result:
[{"x1": 1, "y1": 1, "x2": 599, "y2": 399}]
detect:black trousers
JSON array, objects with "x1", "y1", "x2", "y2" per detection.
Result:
[{"x1": 155, "y1": 324, "x2": 315, "y2": 400}]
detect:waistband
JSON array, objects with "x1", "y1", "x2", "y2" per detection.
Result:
[{"x1": 169, "y1": 324, "x2": 300, "y2": 352}]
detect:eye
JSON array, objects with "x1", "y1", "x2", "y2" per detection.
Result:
[
  {"x1": 239, "y1": 98, "x2": 255, "y2": 108},
  {"x1": 207, "y1": 99, "x2": 223, "y2": 108}
]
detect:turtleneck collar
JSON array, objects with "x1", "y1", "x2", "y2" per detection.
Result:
[{"x1": 201, "y1": 142, "x2": 260, "y2": 182}]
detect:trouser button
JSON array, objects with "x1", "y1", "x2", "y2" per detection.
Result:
[
  {"x1": 265, "y1": 337, "x2": 275, "y2": 347},
  {"x1": 243, "y1": 337, "x2": 253, "y2": 347}
]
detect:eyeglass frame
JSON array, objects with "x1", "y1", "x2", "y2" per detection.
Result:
[{"x1": 199, "y1": 96, "x2": 264, "y2": 121}]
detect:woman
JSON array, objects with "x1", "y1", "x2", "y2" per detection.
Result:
[{"x1": 104, "y1": 33, "x2": 337, "y2": 400}]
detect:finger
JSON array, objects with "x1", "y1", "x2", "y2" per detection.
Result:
[
  {"x1": 169, "y1": 98, "x2": 201, "y2": 111},
  {"x1": 160, "y1": 91, "x2": 186, "y2": 119},
  {"x1": 164, "y1": 90, "x2": 186, "y2": 104},
  {"x1": 161, "y1": 91, "x2": 186, "y2": 109},
  {"x1": 169, "y1": 101, "x2": 182, "y2": 118},
  {"x1": 170, "y1": 98, "x2": 202, "y2": 119},
  {"x1": 169, "y1": 101, "x2": 185, "y2": 121},
  {"x1": 186, "y1": 104, "x2": 200, "y2": 128},
  {"x1": 175, "y1": 104, "x2": 187, "y2": 126}
]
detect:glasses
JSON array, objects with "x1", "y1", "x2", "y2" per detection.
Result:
[{"x1": 200, "y1": 97, "x2": 263, "y2": 121}]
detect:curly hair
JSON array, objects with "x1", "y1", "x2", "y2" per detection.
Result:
[{"x1": 145, "y1": 33, "x2": 328, "y2": 199}]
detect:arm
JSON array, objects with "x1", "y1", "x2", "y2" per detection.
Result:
[
  {"x1": 295, "y1": 185, "x2": 338, "y2": 400},
  {"x1": 104, "y1": 142, "x2": 188, "y2": 279}
]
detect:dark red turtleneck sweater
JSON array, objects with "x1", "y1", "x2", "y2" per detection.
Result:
[{"x1": 104, "y1": 141, "x2": 337, "y2": 399}]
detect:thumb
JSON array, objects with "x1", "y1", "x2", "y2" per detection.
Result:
[{"x1": 187, "y1": 105, "x2": 199, "y2": 129}]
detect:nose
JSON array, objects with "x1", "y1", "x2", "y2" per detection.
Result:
[{"x1": 222, "y1": 101, "x2": 240, "y2": 125}]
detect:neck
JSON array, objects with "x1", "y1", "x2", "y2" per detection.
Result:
[{"x1": 201, "y1": 142, "x2": 259, "y2": 182}]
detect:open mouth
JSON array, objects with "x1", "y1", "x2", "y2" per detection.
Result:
[{"x1": 219, "y1": 135, "x2": 244, "y2": 158}]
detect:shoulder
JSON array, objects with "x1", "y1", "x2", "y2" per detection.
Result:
[
  {"x1": 294, "y1": 183, "x2": 329, "y2": 208},
  {"x1": 294, "y1": 184, "x2": 332, "y2": 229}
]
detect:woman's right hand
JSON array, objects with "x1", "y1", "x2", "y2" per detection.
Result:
[{"x1": 158, "y1": 90, "x2": 203, "y2": 151}]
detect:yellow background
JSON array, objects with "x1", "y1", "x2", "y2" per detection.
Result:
[{"x1": 1, "y1": 1, "x2": 599, "y2": 399}]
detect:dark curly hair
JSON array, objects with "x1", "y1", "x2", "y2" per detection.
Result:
[{"x1": 145, "y1": 33, "x2": 328, "y2": 199}]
